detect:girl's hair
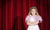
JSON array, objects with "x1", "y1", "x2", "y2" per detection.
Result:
[{"x1": 27, "y1": 6, "x2": 40, "y2": 16}]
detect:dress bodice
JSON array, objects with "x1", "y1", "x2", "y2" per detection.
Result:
[
  {"x1": 28, "y1": 15, "x2": 36, "y2": 22},
  {"x1": 25, "y1": 15, "x2": 42, "y2": 23}
]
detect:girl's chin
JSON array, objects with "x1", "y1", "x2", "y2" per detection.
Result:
[{"x1": 32, "y1": 14, "x2": 35, "y2": 15}]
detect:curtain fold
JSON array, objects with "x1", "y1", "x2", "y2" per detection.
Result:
[{"x1": 0, "y1": 0, "x2": 50, "y2": 30}]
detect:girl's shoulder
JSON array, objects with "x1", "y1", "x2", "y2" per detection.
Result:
[{"x1": 36, "y1": 15, "x2": 41, "y2": 17}]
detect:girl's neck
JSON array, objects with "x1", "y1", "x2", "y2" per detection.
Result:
[{"x1": 32, "y1": 14, "x2": 35, "y2": 16}]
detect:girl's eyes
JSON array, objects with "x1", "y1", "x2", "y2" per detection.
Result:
[{"x1": 32, "y1": 11, "x2": 35, "y2": 12}]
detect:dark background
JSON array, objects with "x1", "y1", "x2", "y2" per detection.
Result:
[{"x1": 0, "y1": 0, "x2": 50, "y2": 30}]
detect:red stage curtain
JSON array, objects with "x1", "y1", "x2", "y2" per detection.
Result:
[{"x1": 0, "y1": 0, "x2": 50, "y2": 30}]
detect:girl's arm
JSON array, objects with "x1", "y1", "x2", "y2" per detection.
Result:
[
  {"x1": 26, "y1": 20, "x2": 39, "y2": 26},
  {"x1": 31, "y1": 20, "x2": 39, "y2": 25},
  {"x1": 26, "y1": 20, "x2": 34, "y2": 26}
]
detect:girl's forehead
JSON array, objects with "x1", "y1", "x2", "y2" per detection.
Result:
[{"x1": 32, "y1": 9, "x2": 36, "y2": 11}]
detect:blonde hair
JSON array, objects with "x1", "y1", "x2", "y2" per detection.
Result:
[{"x1": 27, "y1": 6, "x2": 40, "y2": 16}]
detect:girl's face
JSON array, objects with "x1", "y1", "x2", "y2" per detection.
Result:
[{"x1": 31, "y1": 9, "x2": 36, "y2": 15}]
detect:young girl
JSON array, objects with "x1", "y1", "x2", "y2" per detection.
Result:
[{"x1": 25, "y1": 7, "x2": 42, "y2": 30}]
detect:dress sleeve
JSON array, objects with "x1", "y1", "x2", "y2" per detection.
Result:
[
  {"x1": 39, "y1": 16, "x2": 43, "y2": 23},
  {"x1": 25, "y1": 16, "x2": 30, "y2": 23}
]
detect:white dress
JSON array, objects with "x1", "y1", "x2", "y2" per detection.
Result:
[{"x1": 25, "y1": 15, "x2": 42, "y2": 30}]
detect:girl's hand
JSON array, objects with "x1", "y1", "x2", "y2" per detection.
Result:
[
  {"x1": 30, "y1": 20, "x2": 39, "y2": 25},
  {"x1": 31, "y1": 22, "x2": 34, "y2": 24}
]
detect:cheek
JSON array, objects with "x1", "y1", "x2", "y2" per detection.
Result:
[{"x1": 31, "y1": 12, "x2": 33, "y2": 13}]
